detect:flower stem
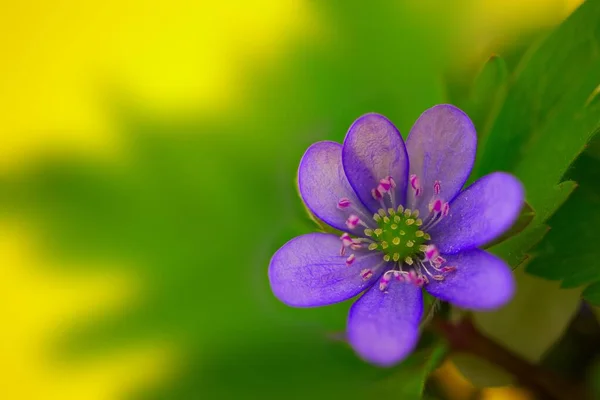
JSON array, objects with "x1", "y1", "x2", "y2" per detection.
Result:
[{"x1": 431, "y1": 315, "x2": 589, "y2": 400}]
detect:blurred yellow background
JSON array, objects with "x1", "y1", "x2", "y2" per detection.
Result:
[{"x1": 0, "y1": 1, "x2": 584, "y2": 399}]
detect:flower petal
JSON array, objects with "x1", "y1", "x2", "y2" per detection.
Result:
[
  {"x1": 425, "y1": 249, "x2": 515, "y2": 310},
  {"x1": 342, "y1": 113, "x2": 409, "y2": 213},
  {"x1": 429, "y1": 172, "x2": 524, "y2": 254},
  {"x1": 268, "y1": 233, "x2": 386, "y2": 307},
  {"x1": 347, "y1": 278, "x2": 423, "y2": 367},
  {"x1": 405, "y1": 104, "x2": 477, "y2": 216},
  {"x1": 298, "y1": 141, "x2": 373, "y2": 232}
]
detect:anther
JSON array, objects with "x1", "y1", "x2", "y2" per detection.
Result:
[
  {"x1": 368, "y1": 243, "x2": 378, "y2": 251},
  {"x1": 350, "y1": 243, "x2": 363, "y2": 250},
  {"x1": 374, "y1": 214, "x2": 381, "y2": 222},
  {"x1": 385, "y1": 176, "x2": 397, "y2": 189},
  {"x1": 399, "y1": 230, "x2": 406, "y2": 236},
  {"x1": 391, "y1": 224, "x2": 398, "y2": 230},
  {"x1": 429, "y1": 199, "x2": 443, "y2": 213},
  {"x1": 424, "y1": 244, "x2": 439, "y2": 260},
  {"x1": 393, "y1": 215, "x2": 401, "y2": 223},
  {"x1": 360, "y1": 269, "x2": 374, "y2": 281},
  {"x1": 388, "y1": 208, "x2": 396, "y2": 215},
  {"x1": 397, "y1": 205, "x2": 404, "y2": 213},
  {"x1": 406, "y1": 218, "x2": 415, "y2": 225},
  {"x1": 424, "y1": 233, "x2": 431, "y2": 240},
  {"x1": 340, "y1": 233, "x2": 353, "y2": 247},
  {"x1": 337, "y1": 198, "x2": 352, "y2": 209},
  {"x1": 410, "y1": 174, "x2": 421, "y2": 196},
  {"x1": 378, "y1": 178, "x2": 392, "y2": 192},
  {"x1": 415, "y1": 230, "x2": 424, "y2": 237},
  {"x1": 406, "y1": 240, "x2": 414, "y2": 248},
  {"x1": 383, "y1": 254, "x2": 391, "y2": 262},
  {"x1": 346, "y1": 215, "x2": 361, "y2": 229},
  {"x1": 383, "y1": 216, "x2": 390, "y2": 223},
  {"x1": 404, "y1": 209, "x2": 411, "y2": 217},
  {"x1": 364, "y1": 228, "x2": 373, "y2": 237},
  {"x1": 371, "y1": 188, "x2": 383, "y2": 200},
  {"x1": 404, "y1": 256, "x2": 414, "y2": 265},
  {"x1": 381, "y1": 241, "x2": 389, "y2": 249},
  {"x1": 442, "y1": 202, "x2": 450, "y2": 217},
  {"x1": 374, "y1": 228, "x2": 383, "y2": 236},
  {"x1": 345, "y1": 254, "x2": 356, "y2": 266},
  {"x1": 411, "y1": 210, "x2": 419, "y2": 218},
  {"x1": 416, "y1": 219, "x2": 423, "y2": 226},
  {"x1": 393, "y1": 253, "x2": 400, "y2": 262},
  {"x1": 378, "y1": 209, "x2": 386, "y2": 217},
  {"x1": 392, "y1": 237, "x2": 400, "y2": 245}
]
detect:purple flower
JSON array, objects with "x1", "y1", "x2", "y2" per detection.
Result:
[{"x1": 268, "y1": 105, "x2": 523, "y2": 367}]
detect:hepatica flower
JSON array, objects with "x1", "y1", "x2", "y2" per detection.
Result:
[{"x1": 268, "y1": 105, "x2": 524, "y2": 366}]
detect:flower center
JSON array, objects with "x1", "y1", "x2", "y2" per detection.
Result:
[
  {"x1": 337, "y1": 174, "x2": 458, "y2": 288},
  {"x1": 364, "y1": 206, "x2": 430, "y2": 263}
]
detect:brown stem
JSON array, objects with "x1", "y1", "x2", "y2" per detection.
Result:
[{"x1": 431, "y1": 316, "x2": 589, "y2": 400}]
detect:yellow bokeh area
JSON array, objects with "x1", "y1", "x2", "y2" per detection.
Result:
[
  {"x1": 0, "y1": 0, "x2": 586, "y2": 399},
  {"x1": 0, "y1": 0, "x2": 315, "y2": 171},
  {"x1": 0, "y1": 221, "x2": 176, "y2": 399}
]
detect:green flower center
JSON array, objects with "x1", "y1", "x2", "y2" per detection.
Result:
[{"x1": 364, "y1": 206, "x2": 430, "y2": 263}]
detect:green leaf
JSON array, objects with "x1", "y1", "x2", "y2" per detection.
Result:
[
  {"x1": 526, "y1": 142, "x2": 600, "y2": 292},
  {"x1": 473, "y1": 0, "x2": 600, "y2": 223},
  {"x1": 489, "y1": 223, "x2": 549, "y2": 268},
  {"x1": 463, "y1": 54, "x2": 508, "y2": 140},
  {"x1": 583, "y1": 282, "x2": 600, "y2": 306}
]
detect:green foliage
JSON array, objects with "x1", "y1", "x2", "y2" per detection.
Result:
[
  {"x1": 526, "y1": 139, "x2": 600, "y2": 304},
  {"x1": 462, "y1": 54, "x2": 508, "y2": 141},
  {"x1": 473, "y1": 0, "x2": 600, "y2": 221}
]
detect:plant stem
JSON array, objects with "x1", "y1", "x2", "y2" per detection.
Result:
[{"x1": 431, "y1": 315, "x2": 589, "y2": 400}]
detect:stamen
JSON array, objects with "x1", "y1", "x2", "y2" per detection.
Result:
[
  {"x1": 371, "y1": 188, "x2": 383, "y2": 200},
  {"x1": 442, "y1": 202, "x2": 450, "y2": 217},
  {"x1": 404, "y1": 256, "x2": 414, "y2": 265},
  {"x1": 379, "y1": 270, "x2": 398, "y2": 291},
  {"x1": 392, "y1": 237, "x2": 401, "y2": 245},
  {"x1": 350, "y1": 243, "x2": 363, "y2": 250},
  {"x1": 340, "y1": 233, "x2": 354, "y2": 247},
  {"x1": 337, "y1": 198, "x2": 351, "y2": 209},
  {"x1": 345, "y1": 254, "x2": 356, "y2": 266},
  {"x1": 364, "y1": 228, "x2": 374, "y2": 237},
  {"x1": 368, "y1": 243, "x2": 378, "y2": 251},
  {"x1": 434, "y1": 180, "x2": 441, "y2": 195},
  {"x1": 386, "y1": 176, "x2": 397, "y2": 189},
  {"x1": 345, "y1": 215, "x2": 361, "y2": 229},
  {"x1": 360, "y1": 269, "x2": 374, "y2": 281},
  {"x1": 410, "y1": 174, "x2": 421, "y2": 195},
  {"x1": 429, "y1": 199, "x2": 443, "y2": 214},
  {"x1": 423, "y1": 244, "x2": 439, "y2": 261}
]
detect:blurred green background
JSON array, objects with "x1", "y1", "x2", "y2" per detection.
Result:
[{"x1": 0, "y1": 1, "x2": 593, "y2": 399}]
